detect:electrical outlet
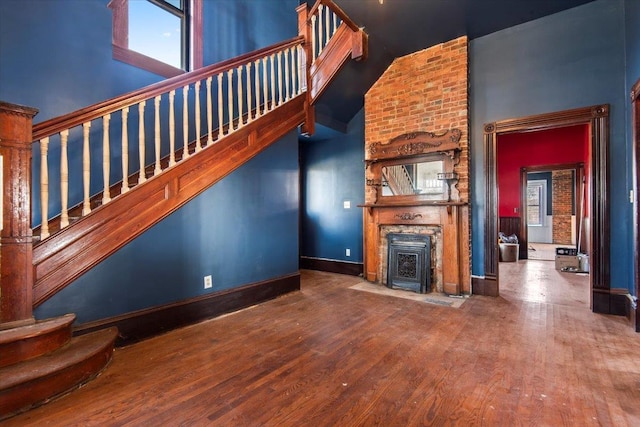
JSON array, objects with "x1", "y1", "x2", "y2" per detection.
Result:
[
  {"x1": 343, "y1": 200, "x2": 351, "y2": 209},
  {"x1": 204, "y1": 275, "x2": 213, "y2": 289},
  {"x1": 346, "y1": 248, "x2": 351, "y2": 257}
]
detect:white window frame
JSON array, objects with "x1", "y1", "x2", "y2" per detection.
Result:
[{"x1": 527, "y1": 179, "x2": 547, "y2": 227}]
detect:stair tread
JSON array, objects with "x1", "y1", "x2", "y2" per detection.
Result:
[
  {"x1": 0, "y1": 327, "x2": 118, "y2": 390},
  {"x1": 0, "y1": 314, "x2": 75, "y2": 345}
]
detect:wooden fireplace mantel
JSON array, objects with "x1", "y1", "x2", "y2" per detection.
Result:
[
  {"x1": 362, "y1": 202, "x2": 470, "y2": 296},
  {"x1": 362, "y1": 127, "x2": 470, "y2": 296},
  {"x1": 360, "y1": 201, "x2": 467, "y2": 208},
  {"x1": 359, "y1": 200, "x2": 467, "y2": 215},
  {"x1": 365, "y1": 129, "x2": 462, "y2": 162}
]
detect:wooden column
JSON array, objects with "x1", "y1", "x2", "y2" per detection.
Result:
[
  {"x1": 441, "y1": 206, "x2": 461, "y2": 295},
  {"x1": 0, "y1": 101, "x2": 38, "y2": 326},
  {"x1": 296, "y1": 3, "x2": 314, "y2": 136}
]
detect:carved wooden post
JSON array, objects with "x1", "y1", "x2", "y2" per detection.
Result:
[
  {"x1": 296, "y1": 3, "x2": 315, "y2": 136},
  {"x1": 0, "y1": 101, "x2": 38, "y2": 326}
]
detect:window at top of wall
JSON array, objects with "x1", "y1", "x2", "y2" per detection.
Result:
[
  {"x1": 129, "y1": 0, "x2": 184, "y2": 69},
  {"x1": 108, "y1": 0, "x2": 203, "y2": 78}
]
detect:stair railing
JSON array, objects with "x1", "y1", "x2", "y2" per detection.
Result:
[
  {"x1": 308, "y1": 0, "x2": 348, "y2": 64},
  {"x1": 31, "y1": 0, "x2": 363, "y2": 241},
  {"x1": 297, "y1": 0, "x2": 366, "y2": 136},
  {"x1": 32, "y1": 36, "x2": 306, "y2": 240}
]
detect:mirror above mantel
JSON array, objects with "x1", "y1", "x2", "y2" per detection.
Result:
[{"x1": 365, "y1": 129, "x2": 463, "y2": 205}]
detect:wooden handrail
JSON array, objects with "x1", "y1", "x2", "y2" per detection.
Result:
[
  {"x1": 32, "y1": 36, "x2": 304, "y2": 142},
  {"x1": 308, "y1": 0, "x2": 359, "y2": 32}
]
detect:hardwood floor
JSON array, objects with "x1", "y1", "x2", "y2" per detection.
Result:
[
  {"x1": 5, "y1": 268, "x2": 639, "y2": 426},
  {"x1": 499, "y1": 258, "x2": 590, "y2": 308},
  {"x1": 527, "y1": 242, "x2": 566, "y2": 261}
]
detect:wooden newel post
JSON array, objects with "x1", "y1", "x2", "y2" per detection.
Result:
[
  {"x1": 296, "y1": 3, "x2": 315, "y2": 136},
  {"x1": 0, "y1": 101, "x2": 38, "y2": 326}
]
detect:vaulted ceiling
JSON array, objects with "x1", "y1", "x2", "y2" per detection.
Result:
[{"x1": 305, "y1": 0, "x2": 596, "y2": 137}]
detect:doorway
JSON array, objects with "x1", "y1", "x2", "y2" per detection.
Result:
[
  {"x1": 496, "y1": 131, "x2": 589, "y2": 308},
  {"x1": 482, "y1": 104, "x2": 612, "y2": 314},
  {"x1": 522, "y1": 165, "x2": 586, "y2": 262}
]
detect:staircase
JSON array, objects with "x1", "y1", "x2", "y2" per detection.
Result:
[{"x1": 0, "y1": 0, "x2": 366, "y2": 419}]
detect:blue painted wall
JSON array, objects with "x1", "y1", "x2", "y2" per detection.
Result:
[
  {"x1": 624, "y1": 0, "x2": 639, "y2": 297},
  {"x1": 1, "y1": 0, "x2": 300, "y2": 324},
  {"x1": 204, "y1": 0, "x2": 299, "y2": 64},
  {"x1": 625, "y1": 0, "x2": 640, "y2": 91},
  {"x1": 470, "y1": 0, "x2": 634, "y2": 291},
  {"x1": 0, "y1": 0, "x2": 160, "y2": 123},
  {"x1": 300, "y1": 109, "x2": 365, "y2": 263},
  {"x1": 35, "y1": 133, "x2": 300, "y2": 324}
]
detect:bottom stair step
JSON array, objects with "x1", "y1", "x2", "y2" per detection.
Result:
[
  {"x1": 0, "y1": 326, "x2": 118, "y2": 420},
  {"x1": 0, "y1": 314, "x2": 75, "y2": 368}
]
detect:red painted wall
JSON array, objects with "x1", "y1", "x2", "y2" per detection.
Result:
[{"x1": 497, "y1": 124, "x2": 589, "y2": 217}]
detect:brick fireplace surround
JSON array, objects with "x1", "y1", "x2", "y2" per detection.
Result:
[{"x1": 362, "y1": 36, "x2": 470, "y2": 295}]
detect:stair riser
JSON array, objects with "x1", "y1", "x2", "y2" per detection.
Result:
[
  {"x1": 0, "y1": 339, "x2": 115, "y2": 420},
  {"x1": 0, "y1": 328, "x2": 72, "y2": 368}
]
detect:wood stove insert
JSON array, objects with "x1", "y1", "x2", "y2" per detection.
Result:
[{"x1": 386, "y1": 233, "x2": 431, "y2": 293}]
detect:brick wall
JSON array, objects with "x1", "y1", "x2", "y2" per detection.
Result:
[
  {"x1": 364, "y1": 36, "x2": 469, "y2": 202},
  {"x1": 552, "y1": 170, "x2": 573, "y2": 244}
]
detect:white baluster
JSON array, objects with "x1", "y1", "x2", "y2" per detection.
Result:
[
  {"x1": 138, "y1": 101, "x2": 147, "y2": 184},
  {"x1": 292, "y1": 46, "x2": 297, "y2": 96},
  {"x1": 325, "y1": 4, "x2": 330, "y2": 47},
  {"x1": 169, "y1": 89, "x2": 176, "y2": 166},
  {"x1": 121, "y1": 107, "x2": 130, "y2": 194},
  {"x1": 270, "y1": 54, "x2": 276, "y2": 110},
  {"x1": 195, "y1": 81, "x2": 202, "y2": 152},
  {"x1": 318, "y1": 6, "x2": 323, "y2": 48},
  {"x1": 82, "y1": 122, "x2": 91, "y2": 215},
  {"x1": 246, "y1": 62, "x2": 253, "y2": 123},
  {"x1": 311, "y1": 14, "x2": 317, "y2": 62},
  {"x1": 285, "y1": 48, "x2": 291, "y2": 102},
  {"x1": 293, "y1": 45, "x2": 302, "y2": 95},
  {"x1": 60, "y1": 130, "x2": 69, "y2": 228},
  {"x1": 237, "y1": 65, "x2": 244, "y2": 127},
  {"x1": 298, "y1": 45, "x2": 305, "y2": 93},
  {"x1": 277, "y1": 51, "x2": 283, "y2": 106},
  {"x1": 333, "y1": 10, "x2": 338, "y2": 35},
  {"x1": 102, "y1": 115, "x2": 111, "y2": 205},
  {"x1": 227, "y1": 69, "x2": 235, "y2": 133},
  {"x1": 40, "y1": 137, "x2": 50, "y2": 239},
  {"x1": 254, "y1": 59, "x2": 261, "y2": 118},
  {"x1": 206, "y1": 76, "x2": 214, "y2": 145},
  {"x1": 154, "y1": 96, "x2": 161, "y2": 176},
  {"x1": 262, "y1": 57, "x2": 269, "y2": 115},
  {"x1": 182, "y1": 85, "x2": 190, "y2": 160},
  {"x1": 217, "y1": 73, "x2": 224, "y2": 139}
]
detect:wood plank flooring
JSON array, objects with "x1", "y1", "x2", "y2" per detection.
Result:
[{"x1": 5, "y1": 267, "x2": 639, "y2": 426}]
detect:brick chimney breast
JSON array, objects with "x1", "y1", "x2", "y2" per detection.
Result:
[
  {"x1": 365, "y1": 36, "x2": 469, "y2": 203},
  {"x1": 363, "y1": 36, "x2": 471, "y2": 294}
]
